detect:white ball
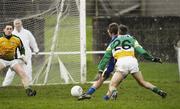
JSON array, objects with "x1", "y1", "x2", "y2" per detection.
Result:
[{"x1": 71, "y1": 85, "x2": 83, "y2": 97}]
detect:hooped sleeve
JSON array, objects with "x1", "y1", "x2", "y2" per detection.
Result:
[
  {"x1": 18, "y1": 38, "x2": 25, "y2": 55},
  {"x1": 134, "y1": 39, "x2": 154, "y2": 61}
]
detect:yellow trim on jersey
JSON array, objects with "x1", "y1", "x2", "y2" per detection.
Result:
[
  {"x1": 114, "y1": 50, "x2": 135, "y2": 59},
  {"x1": 0, "y1": 34, "x2": 23, "y2": 60}
]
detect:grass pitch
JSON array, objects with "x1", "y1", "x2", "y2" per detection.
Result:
[{"x1": 0, "y1": 62, "x2": 180, "y2": 109}]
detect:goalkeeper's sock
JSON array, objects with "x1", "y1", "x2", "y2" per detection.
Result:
[
  {"x1": 151, "y1": 87, "x2": 167, "y2": 97},
  {"x1": 86, "y1": 87, "x2": 96, "y2": 95},
  {"x1": 152, "y1": 87, "x2": 161, "y2": 94}
]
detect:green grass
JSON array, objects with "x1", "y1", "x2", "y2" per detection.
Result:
[{"x1": 0, "y1": 62, "x2": 180, "y2": 109}]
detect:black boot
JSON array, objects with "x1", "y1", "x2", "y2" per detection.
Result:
[{"x1": 26, "y1": 88, "x2": 36, "y2": 96}]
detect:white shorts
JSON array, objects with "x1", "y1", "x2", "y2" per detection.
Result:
[
  {"x1": 115, "y1": 56, "x2": 139, "y2": 76},
  {"x1": 0, "y1": 59, "x2": 23, "y2": 68}
]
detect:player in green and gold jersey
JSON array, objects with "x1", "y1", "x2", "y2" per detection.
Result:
[{"x1": 0, "y1": 24, "x2": 36, "y2": 96}]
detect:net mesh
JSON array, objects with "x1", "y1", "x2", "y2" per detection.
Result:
[{"x1": 0, "y1": 0, "x2": 82, "y2": 85}]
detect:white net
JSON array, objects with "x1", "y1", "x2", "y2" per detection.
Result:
[{"x1": 0, "y1": 0, "x2": 85, "y2": 85}]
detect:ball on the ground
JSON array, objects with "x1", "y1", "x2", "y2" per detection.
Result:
[{"x1": 71, "y1": 85, "x2": 83, "y2": 97}]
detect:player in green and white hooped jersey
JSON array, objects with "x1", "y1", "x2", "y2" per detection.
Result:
[{"x1": 99, "y1": 24, "x2": 167, "y2": 100}]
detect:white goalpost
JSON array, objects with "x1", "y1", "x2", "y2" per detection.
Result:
[
  {"x1": 175, "y1": 41, "x2": 180, "y2": 81},
  {"x1": 177, "y1": 47, "x2": 180, "y2": 81},
  {"x1": 80, "y1": 0, "x2": 87, "y2": 83}
]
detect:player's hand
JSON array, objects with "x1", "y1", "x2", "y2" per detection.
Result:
[
  {"x1": 19, "y1": 55, "x2": 27, "y2": 64},
  {"x1": 152, "y1": 57, "x2": 162, "y2": 64}
]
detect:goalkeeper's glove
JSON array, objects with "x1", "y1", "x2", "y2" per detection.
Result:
[
  {"x1": 19, "y1": 55, "x2": 27, "y2": 64},
  {"x1": 152, "y1": 57, "x2": 162, "y2": 64},
  {"x1": 35, "y1": 51, "x2": 39, "y2": 55}
]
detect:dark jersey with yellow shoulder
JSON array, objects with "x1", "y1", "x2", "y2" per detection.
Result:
[{"x1": 0, "y1": 33, "x2": 25, "y2": 61}]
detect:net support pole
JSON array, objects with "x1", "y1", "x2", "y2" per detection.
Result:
[
  {"x1": 80, "y1": 0, "x2": 86, "y2": 83},
  {"x1": 43, "y1": 0, "x2": 65, "y2": 84},
  {"x1": 178, "y1": 47, "x2": 180, "y2": 81},
  {"x1": 175, "y1": 40, "x2": 180, "y2": 81}
]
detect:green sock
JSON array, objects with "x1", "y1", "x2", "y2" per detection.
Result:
[{"x1": 152, "y1": 87, "x2": 161, "y2": 94}]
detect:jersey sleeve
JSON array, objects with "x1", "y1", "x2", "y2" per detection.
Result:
[
  {"x1": 134, "y1": 39, "x2": 154, "y2": 61},
  {"x1": 18, "y1": 38, "x2": 25, "y2": 55},
  {"x1": 98, "y1": 44, "x2": 113, "y2": 72}
]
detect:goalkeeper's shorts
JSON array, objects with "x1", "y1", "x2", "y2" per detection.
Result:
[
  {"x1": 116, "y1": 56, "x2": 139, "y2": 76},
  {"x1": 0, "y1": 59, "x2": 23, "y2": 68}
]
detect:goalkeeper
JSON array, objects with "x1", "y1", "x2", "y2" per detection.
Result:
[
  {"x1": 0, "y1": 24, "x2": 36, "y2": 96},
  {"x1": 2, "y1": 19, "x2": 39, "y2": 86},
  {"x1": 78, "y1": 22, "x2": 119, "y2": 100},
  {"x1": 99, "y1": 24, "x2": 167, "y2": 100}
]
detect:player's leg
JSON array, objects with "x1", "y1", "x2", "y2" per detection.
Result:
[
  {"x1": 86, "y1": 58, "x2": 115, "y2": 95},
  {"x1": 24, "y1": 58, "x2": 33, "y2": 85},
  {"x1": 78, "y1": 72, "x2": 105, "y2": 100},
  {"x1": 103, "y1": 57, "x2": 130, "y2": 100},
  {"x1": 2, "y1": 68, "x2": 15, "y2": 86},
  {"x1": 88, "y1": 73, "x2": 104, "y2": 94},
  {"x1": 104, "y1": 71, "x2": 124, "y2": 100},
  {"x1": 78, "y1": 71, "x2": 111, "y2": 100},
  {"x1": 28, "y1": 60, "x2": 32, "y2": 82},
  {"x1": 78, "y1": 58, "x2": 116, "y2": 100},
  {"x1": 0, "y1": 60, "x2": 9, "y2": 84},
  {"x1": 132, "y1": 71, "x2": 167, "y2": 98},
  {"x1": 12, "y1": 64, "x2": 29, "y2": 88},
  {"x1": 11, "y1": 60, "x2": 36, "y2": 96},
  {"x1": 0, "y1": 60, "x2": 6, "y2": 70}
]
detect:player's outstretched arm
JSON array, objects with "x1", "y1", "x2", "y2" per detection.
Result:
[
  {"x1": 135, "y1": 47, "x2": 162, "y2": 63},
  {"x1": 134, "y1": 40, "x2": 162, "y2": 63}
]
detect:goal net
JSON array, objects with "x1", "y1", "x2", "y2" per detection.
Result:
[{"x1": 0, "y1": 0, "x2": 86, "y2": 85}]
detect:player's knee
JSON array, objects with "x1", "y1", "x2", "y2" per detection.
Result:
[
  {"x1": 110, "y1": 81, "x2": 118, "y2": 87},
  {"x1": 16, "y1": 69, "x2": 27, "y2": 78}
]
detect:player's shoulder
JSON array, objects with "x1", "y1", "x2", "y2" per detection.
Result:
[
  {"x1": 126, "y1": 34, "x2": 135, "y2": 39},
  {"x1": 12, "y1": 34, "x2": 21, "y2": 41},
  {"x1": 12, "y1": 34, "x2": 20, "y2": 38},
  {"x1": 117, "y1": 34, "x2": 134, "y2": 39},
  {"x1": 0, "y1": 32, "x2": 4, "y2": 38},
  {"x1": 125, "y1": 34, "x2": 138, "y2": 41}
]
